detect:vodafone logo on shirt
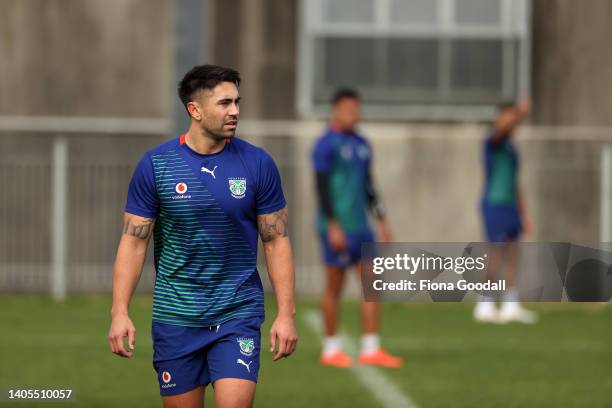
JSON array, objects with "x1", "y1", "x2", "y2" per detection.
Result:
[{"x1": 172, "y1": 183, "x2": 191, "y2": 200}]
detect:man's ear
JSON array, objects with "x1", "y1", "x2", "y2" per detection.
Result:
[{"x1": 187, "y1": 101, "x2": 202, "y2": 121}]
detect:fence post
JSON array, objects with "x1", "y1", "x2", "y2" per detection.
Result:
[
  {"x1": 51, "y1": 135, "x2": 68, "y2": 300},
  {"x1": 601, "y1": 143, "x2": 612, "y2": 243},
  {"x1": 173, "y1": 0, "x2": 205, "y2": 137}
]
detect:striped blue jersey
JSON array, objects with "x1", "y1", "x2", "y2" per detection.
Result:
[
  {"x1": 312, "y1": 128, "x2": 372, "y2": 234},
  {"x1": 482, "y1": 132, "x2": 519, "y2": 207},
  {"x1": 125, "y1": 135, "x2": 286, "y2": 327}
]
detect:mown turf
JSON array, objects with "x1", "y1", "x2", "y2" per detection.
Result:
[{"x1": 0, "y1": 295, "x2": 610, "y2": 407}]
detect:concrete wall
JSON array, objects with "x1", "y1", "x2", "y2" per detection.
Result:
[
  {"x1": 531, "y1": 0, "x2": 612, "y2": 126},
  {"x1": 0, "y1": 0, "x2": 172, "y2": 117},
  {"x1": 211, "y1": 0, "x2": 297, "y2": 119}
]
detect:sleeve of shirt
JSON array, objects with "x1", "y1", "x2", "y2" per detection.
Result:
[
  {"x1": 255, "y1": 150, "x2": 287, "y2": 215},
  {"x1": 485, "y1": 134, "x2": 496, "y2": 149},
  {"x1": 365, "y1": 138, "x2": 373, "y2": 169},
  {"x1": 312, "y1": 136, "x2": 335, "y2": 173},
  {"x1": 124, "y1": 153, "x2": 159, "y2": 219}
]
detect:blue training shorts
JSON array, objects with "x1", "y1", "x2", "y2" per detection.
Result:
[
  {"x1": 152, "y1": 316, "x2": 263, "y2": 396},
  {"x1": 481, "y1": 203, "x2": 522, "y2": 242},
  {"x1": 319, "y1": 229, "x2": 374, "y2": 268}
]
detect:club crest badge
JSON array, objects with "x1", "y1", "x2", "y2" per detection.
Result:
[
  {"x1": 228, "y1": 178, "x2": 247, "y2": 199},
  {"x1": 237, "y1": 338, "x2": 255, "y2": 356}
]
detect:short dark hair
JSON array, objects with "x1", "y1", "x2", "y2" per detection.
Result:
[
  {"x1": 178, "y1": 64, "x2": 241, "y2": 108},
  {"x1": 332, "y1": 87, "x2": 360, "y2": 105},
  {"x1": 497, "y1": 100, "x2": 516, "y2": 112}
]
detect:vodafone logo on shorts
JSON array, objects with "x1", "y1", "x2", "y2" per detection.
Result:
[
  {"x1": 175, "y1": 183, "x2": 188, "y2": 194},
  {"x1": 161, "y1": 370, "x2": 176, "y2": 389}
]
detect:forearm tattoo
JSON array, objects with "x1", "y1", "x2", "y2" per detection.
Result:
[
  {"x1": 123, "y1": 217, "x2": 154, "y2": 239},
  {"x1": 257, "y1": 207, "x2": 289, "y2": 242}
]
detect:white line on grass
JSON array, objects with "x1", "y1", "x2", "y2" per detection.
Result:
[{"x1": 303, "y1": 310, "x2": 419, "y2": 408}]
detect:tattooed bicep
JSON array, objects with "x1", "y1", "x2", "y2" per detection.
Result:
[
  {"x1": 257, "y1": 207, "x2": 289, "y2": 242},
  {"x1": 122, "y1": 213, "x2": 155, "y2": 240}
]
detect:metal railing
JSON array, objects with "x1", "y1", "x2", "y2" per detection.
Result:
[{"x1": 1, "y1": 117, "x2": 611, "y2": 298}]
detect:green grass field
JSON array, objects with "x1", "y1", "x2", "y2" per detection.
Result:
[{"x1": 0, "y1": 295, "x2": 610, "y2": 407}]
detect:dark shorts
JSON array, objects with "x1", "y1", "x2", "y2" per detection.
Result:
[
  {"x1": 481, "y1": 203, "x2": 522, "y2": 242},
  {"x1": 319, "y1": 229, "x2": 375, "y2": 268},
  {"x1": 152, "y1": 316, "x2": 263, "y2": 396}
]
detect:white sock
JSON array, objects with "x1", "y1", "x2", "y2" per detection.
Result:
[
  {"x1": 475, "y1": 300, "x2": 495, "y2": 311},
  {"x1": 477, "y1": 293, "x2": 495, "y2": 303},
  {"x1": 323, "y1": 336, "x2": 341, "y2": 356},
  {"x1": 361, "y1": 333, "x2": 380, "y2": 355},
  {"x1": 503, "y1": 288, "x2": 519, "y2": 304}
]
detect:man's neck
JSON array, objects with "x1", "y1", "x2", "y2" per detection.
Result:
[
  {"x1": 184, "y1": 126, "x2": 226, "y2": 155},
  {"x1": 330, "y1": 122, "x2": 354, "y2": 134}
]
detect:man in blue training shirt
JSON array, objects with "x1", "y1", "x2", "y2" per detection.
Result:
[
  {"x1": 312, "y1": 88, "x2": 402, "y2": 368},
  {"x1": 474, "y1": 98, "x2": 537, "y2": 324},
  {"x1": 108, "y1": 65, "x2": 298, "y2": 407}
]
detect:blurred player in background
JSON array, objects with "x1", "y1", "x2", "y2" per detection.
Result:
[
  {"x1": 474, "y1": 98, "x2": 538, "y2": 324},
  {"x1": 311, "y1": 88, "x2": 402, "y2": 368},
  {"x1": 108, "y1": 64, "x2": 297, "y2": 408}
]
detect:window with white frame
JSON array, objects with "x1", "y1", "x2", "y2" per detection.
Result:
[{"x1": 297, "y1": 0, "x2": 531, "y2": 119}]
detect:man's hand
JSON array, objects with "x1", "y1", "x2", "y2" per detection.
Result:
[
  {"x1": 108, "y1": 313, "x2": 136, "y2": 358},
  {"x1": 328, "y1": 220, "x2": 347, "y2": 252},
  {"x1": 269, "y1": 315, "x2": 298, "y2": 361},
  {"x1": 378, "y1": 219, "x2": 392, "y2": 243},
  {"x1": 517, "y1": 97, "x2": 532, "y2": 117},
  {"x1": 517, "y1": 189, "x2": 530, "y2": 238}
]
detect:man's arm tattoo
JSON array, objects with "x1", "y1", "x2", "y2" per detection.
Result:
[
  {"x1": 123, "y1": 217, "x2": 155, "y2": 239},
  {"x1": 257, "y1": 207, "x2": 289, "y2": 242}
]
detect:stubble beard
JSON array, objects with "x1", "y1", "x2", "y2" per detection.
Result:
[{"x1": 201, "y1": 122, "x2": 235, "y2": 141}]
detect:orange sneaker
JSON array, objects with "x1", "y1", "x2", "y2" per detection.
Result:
[
  {"x1": 320, "y1": 351, "x2": 353, "y2": 368},
  {"x1": 358, "y1": 349, "x2": 403, "y2": 368}
]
